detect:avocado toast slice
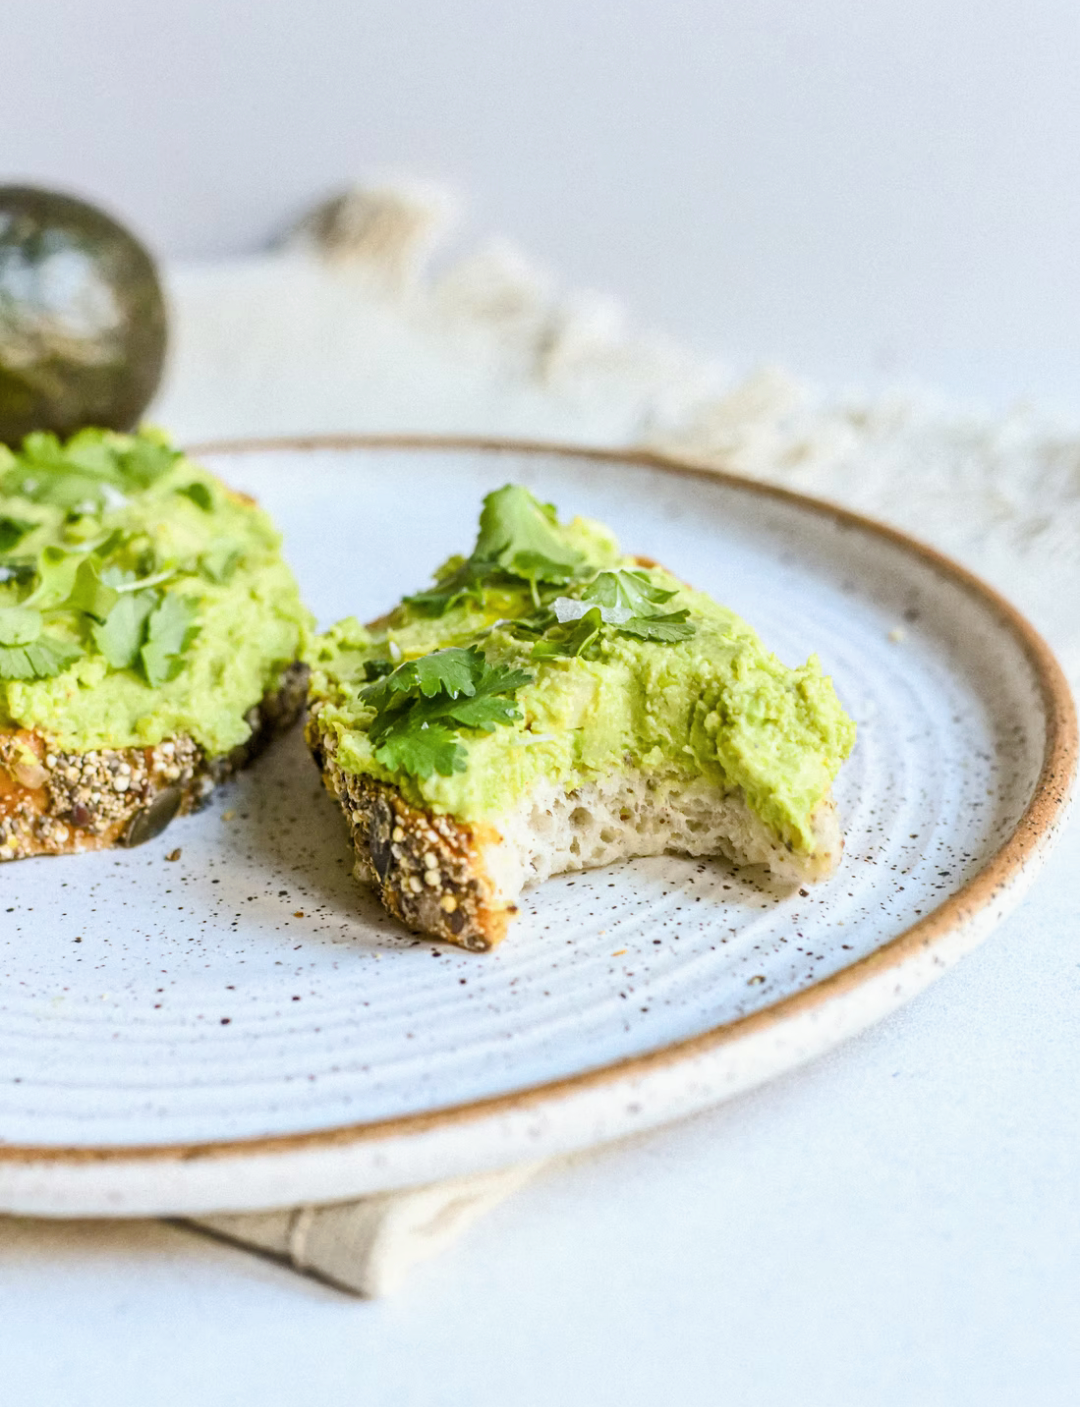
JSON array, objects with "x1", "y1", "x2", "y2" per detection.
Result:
[
  {"x1": 306, "y1": 486, "x2": 856, "y2": 951},
  {"x1": 0, "y1": 428, "x2": 310, "y2": 858}
]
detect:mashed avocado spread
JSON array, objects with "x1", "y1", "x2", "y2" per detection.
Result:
[
  {"x1": 0, "y1": 428, "x2": 310, "y2": 754},
  {"x1": 308, "y1": 486, "x2": 855, "y2": 856}
]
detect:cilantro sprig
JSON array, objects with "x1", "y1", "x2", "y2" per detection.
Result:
[
  {"x1": 520, "y1": 569, "x2": 695, "y2": 659},
  {"x1": 0, "y1": 429, "x2": 182, "y2": 512},
  {"x1": 0, "y1": 541, "x2": 199, "y2": 686},
  {"x1": 0, "y1": 430, "x2": 224, "y2": 687},
  {"x1": 83, "y1": 571, "x2": 199, "y2": 685},
  {"x1": 403, "y1": 485, "x2": 587, "y2": 615},
  {"x1": 359, "y1": 647, "x2": 532, "y2": 779},
  {"x1": 401, "y1": 487, "x2": 695, "y2": 663}
]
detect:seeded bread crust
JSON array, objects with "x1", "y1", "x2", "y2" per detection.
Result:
[
  {"x1": 0, "y1": 662, "x2": 308, "y2": 862},
  {"x1": 307, "y1": 724, "x2": 510, "y2": 950}
]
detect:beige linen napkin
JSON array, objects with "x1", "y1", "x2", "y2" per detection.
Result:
[
  {"x1": 147, "y1": 183, "x2": 1079, "y2": 1294},
  {"x1": 189, "y1": 1163, "x2": 542, "y2": 1297}
]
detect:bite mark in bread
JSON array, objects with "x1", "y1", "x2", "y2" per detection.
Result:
[{"x1": 309, "y1": 716, "x2": 842, "y2": 952}]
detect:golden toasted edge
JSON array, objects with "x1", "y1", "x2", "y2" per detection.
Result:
[
  {"x1": 307, "y1": 718, "x2": 508, "y2": 951},
  {"x1": 0, "y1": 662, "x2": 308, "y2": 861}
]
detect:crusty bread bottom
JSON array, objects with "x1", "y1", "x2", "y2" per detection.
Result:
[
  {"x1": 309, "y1": 724, "x2": 842, "y2": 951},
  {"x1": 0, "y1": 663, "x2": 308, "y2": 861}
]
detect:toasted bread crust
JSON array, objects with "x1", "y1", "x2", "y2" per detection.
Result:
[
  {"x1": 307, "y1": 723, "x2": 507, "y2": 951},
  {"x1": 0, "y1": 663, "x2": 308, "y2": 862}
]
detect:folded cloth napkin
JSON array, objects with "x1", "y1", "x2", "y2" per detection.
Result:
[
  {"x1": 189, "y1": 1162, "x2": 542, "y2": 1297},
  {"x1": 146, "y1": 182, "x2": 1079, "y2": 1294}
]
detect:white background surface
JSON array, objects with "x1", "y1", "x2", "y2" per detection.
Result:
[
  {"x1": 4, "y1": 0, "x2": 1080, "y2": 407},
  {"x1": 3, "y1": 4, "x2": 1080, "y2": 1404}
]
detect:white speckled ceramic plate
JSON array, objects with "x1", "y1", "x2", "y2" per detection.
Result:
[{"x1": 0, "y1": 439, "x2": 1074, "y2": 1216}]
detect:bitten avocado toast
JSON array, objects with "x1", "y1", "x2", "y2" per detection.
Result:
[
  {"x1": 307, "y1": 485, "x2": 856, "y2": 951},
  {"x1": 0, "y1": 428, "x2": 310, "y2": 858}
]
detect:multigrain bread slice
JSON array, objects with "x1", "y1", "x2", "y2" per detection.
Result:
[
  {"x1": 0, "y1": 428, "x2": 310, "y2": 860},
  {"x1": 306, "y1": 485, "x2": 856, "y2": 951}
]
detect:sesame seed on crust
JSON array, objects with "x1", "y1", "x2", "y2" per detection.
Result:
[{"x1": 306, "y1": 707, "x2": 513, "y2": 952}]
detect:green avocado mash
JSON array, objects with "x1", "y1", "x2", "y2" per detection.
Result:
[
  {"x1": 307, "y1": 486, "x2": 855, "y2": 856},
  {"x1": 0, "y1": 427, "x2": 310, "y2": 754}
]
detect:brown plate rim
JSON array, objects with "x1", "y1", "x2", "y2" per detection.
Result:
[{"x1": 2, "y1": 433, "x2": 1075, "y2": 1166}]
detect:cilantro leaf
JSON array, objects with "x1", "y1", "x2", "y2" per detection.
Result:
[
  {"x1": 361, "y1": 647, "x2": 481, "y2": 709},
  {"x1": 362, "y1": 646, "x2": 532, "y2": 779},
  {"x1": 92, "y1": 591, "x2": 157, "y2": 670},
  {"x1": 505, "y1": 606, "x2": 557, "y2": 638},
  {"x1": 148, "y1": 595, "x2": 200, "y2": 659},
  {"x1": 102, "y1": 563, "x2": 175, "y2": 594},
  {"x1": 3, "y1": 431, "x2": 122, "y2": 512},
  {"x1": 2, "y1": 524, "x2": 192, "y2": 678},
  {"x1": 118, "y1": 437, "x2": 181, "y2": 490},
  {"x1": 14, "y1": 471, "x2": 109, "y2": 513},
  {"x1": 459, "y1": 656, "x2": 533, "y2": 702},
  {"x1": 23, "y1": 635, "x2": 83, "y2": 676},
  {"x1": 590, "y1": 568, "x2": 695, "y2": 645},
  {"x1": 526, "y1": 570, "x2": 696, "y2": 655},
  {"x1": 616, "y1": 611, "x2": 695, "y2": 642},
  {"x1": 48, "y1": 429, "x2": 124, "y2": 481},
  {"x1": 0, "y1": 605, "x2": 43, "y2": 646},
  {"x1": 98, "y1": 565, "x2": 139, "y2": 589},
  {"x1": 78, "y1": 527, "x2": 128, "y2": 559},
  {"x1": 45, "y1": 557, "x2": 174, "y2": 625},
  {"x1": 0, "y1": 647, "x2": 39, "y2": 680},
  {"x1": 140, "y1": 594, "x2": 199, "y2": 687},
  {"x1": 66, "y1": 559, "x2": 120, "y2": 622},
  {"x1": 531, "y1": 605, "x2": 606, "y2": 660},
  {"x1": 551, "y1": 594, "x2": 629, "y2": 626},
  {"x1": 0, "y1": 606, "x2": 82, "y2": 679},
  {"x1": 1, "y1": 430, "x2": 181, "y2": 512},
  {"x1": 178, "y1": 481, "x2": 214, "y2": 512},
  {"x1": 19, "y1": 430, "x2": 118, "y2": 481},
  {"x1": 0, "y1": 517, "x2": 36, "y2": 554},
  {"x1": 401, "y1": 658, "x2": 534, "y2": 734},
  {"x1": 440, "y1": 690, "x2": 525, "y2": 731},
  {"x1": 22, "y1": 546, "x2": 81, "y2": 610},
  {"x1": 473, "y1": 485, "x2": 585, "y2": 583},
  {"x1": 402, "y1": 561, "x2": 482, "y2": 617},
  {"x1": 0, "y1": 432, "x2": 204, "y2": 683},
  {"x1": 580, "y1": 570, "x2": 677, "y2": 617},
  {"x1": 373, "y1": 723, "x2": 467, "y2": 779}
]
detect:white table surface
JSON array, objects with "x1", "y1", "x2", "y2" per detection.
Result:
[
  {"x1": 4, "y1": 834, "x2": 1078, "y2": 1405},
  {"x1": 4, "y1": 5, "x2": 1080, "y2": 1401}
]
